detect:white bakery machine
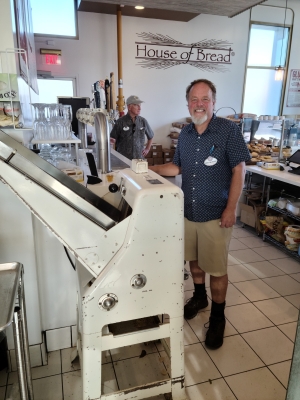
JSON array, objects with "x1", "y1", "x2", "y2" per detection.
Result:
[{"x1": 0, "y1": 109, "x2": 187, "y2": 400}]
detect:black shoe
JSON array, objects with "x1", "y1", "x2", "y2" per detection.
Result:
[
  {"x1": 184, "y1": 294, "x2": 208, "y2": 320},
  {"x1": 205, "y1": 316, "x2": 226, "y2": 349}
]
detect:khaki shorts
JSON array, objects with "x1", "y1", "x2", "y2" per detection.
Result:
[{"x1": 184, "y1": 218, "x2": 233, "y2": 277}]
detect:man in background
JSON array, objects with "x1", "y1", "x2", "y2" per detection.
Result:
[
  {"x1": 110, "y1": 95, "x2": 154, "y2": 160},
  {"x1": 149, "y1": 79, "x2": 250, "y2": 349}
]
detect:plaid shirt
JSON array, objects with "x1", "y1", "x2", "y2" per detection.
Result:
[{"x1": 110, "y1": 113, "x2": 154, "y2": 160}]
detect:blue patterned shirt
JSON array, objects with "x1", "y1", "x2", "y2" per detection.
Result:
[{"x1": 173, "y1": 114, "x2": 251, "y2": 222}]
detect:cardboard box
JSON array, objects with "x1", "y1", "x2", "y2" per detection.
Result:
[
  {"x1": 240, "y1": 202, "x2": 265, "y2": 232},
  {"x1": 146, "y1": 158, "x2": 154, "y2": 166},
  {"x1": 151, "y1": 144, "x2": 163, "y2": 152},
  {"x1": 164, "y1": 157, "x2": 173, "y2": 163},
  {"x1": 153, "y1": 157, "x2": 164, "y2": 165},
  {"x1": 145, "y1": 150, "x2": 152, "y2": 158},
  {"x1": 152, "y1": 151, "x2": 163, "y2": 158},
  {"x1": 163, "y1": 148, "x2": 175, "y2": 157}
]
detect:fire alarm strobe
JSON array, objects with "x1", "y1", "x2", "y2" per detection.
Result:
[{"x1": 131, "y1": 159, "x2": 148, "y2": 173}]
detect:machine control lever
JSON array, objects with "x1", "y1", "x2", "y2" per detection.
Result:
[{"x1": 109, "y1": 183, "x2": 119, "y2": 193}]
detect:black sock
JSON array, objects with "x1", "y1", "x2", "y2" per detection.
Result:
[
  {"x1": 211, "y1": 300, "x2": 226, "y2": 319},
  {"x1": 194, "y1": 283, "x2": 207, "y2": 298}
]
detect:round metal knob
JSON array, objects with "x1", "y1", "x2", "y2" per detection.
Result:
[
  {"x1": 98, "y1": 293, "x2": 118, "y2": 311},
  {"x1": 130, "y1": 274, "x2": 147, "y2": 289}
]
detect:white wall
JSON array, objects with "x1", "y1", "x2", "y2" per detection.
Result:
[
  {"x1": 34, "y1": 1, "x2": 300, "y2": 147},
  {"x1": 35, "y1": 10, "x2": 250, "y2": 147}
]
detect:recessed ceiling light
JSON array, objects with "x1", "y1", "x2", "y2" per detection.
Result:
[{"x1": 135, "y1": 6, "x2": 145, "y2": 10}]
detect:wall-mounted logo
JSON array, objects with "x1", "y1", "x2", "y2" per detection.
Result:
[{"x1": 135, "y1": 33, "x2": 235, "y2": 72}]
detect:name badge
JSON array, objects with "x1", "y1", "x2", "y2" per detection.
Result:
[
  {"x1": 123, "y1": 126, "x2": 129, "y2": 131},
  {"x1": 204, "y1": 156, "x2": 217, "y2": 166}
]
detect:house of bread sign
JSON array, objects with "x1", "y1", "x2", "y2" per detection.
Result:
[{"x1": 135, "y1": 32, "x2": 234, "y2": 72}]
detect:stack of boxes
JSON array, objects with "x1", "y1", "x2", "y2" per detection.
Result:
[{"x1": 144, "y1": 144, "x2": 175, "y2": 165}]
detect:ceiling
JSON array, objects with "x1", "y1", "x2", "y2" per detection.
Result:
[{"x1": 77, "y1": 0, "x2": 267, "y2": 22}]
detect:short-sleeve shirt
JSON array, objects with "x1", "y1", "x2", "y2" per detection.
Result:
[
  {"x1": 173, "y1": 114, "x2": 251, "y2": 222},
  {"x1": 110, "y1": 113, "x2": 154, "y2": 160}
]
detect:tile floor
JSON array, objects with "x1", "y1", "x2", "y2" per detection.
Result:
[{"x1": 1, "y1": 221, "x2": 300, "y2": 400}]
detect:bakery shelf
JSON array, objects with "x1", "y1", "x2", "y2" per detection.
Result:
[
  {"x1": 264, "y1": 233, "x2": 300, "y2": 260},
  {"x1": 267, "y1": 206, "x2": 300, "y2": 223}
]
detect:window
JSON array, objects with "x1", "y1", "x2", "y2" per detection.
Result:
[
  {"x1": 30, "y1": 0, "x2": 77, "y2": 38},
  {"x1": 243, "y1": 24, "x2": 289, "y2": 116},
  {"x1": 37, "y1": 78, "x2": 75, "y2": 103}
]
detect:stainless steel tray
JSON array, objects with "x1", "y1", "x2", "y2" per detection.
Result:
[{"x1": 0, "y1": 262, "x2": 21, "y2": 331}]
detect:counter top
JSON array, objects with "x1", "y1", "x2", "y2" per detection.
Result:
[{"x1": 246, "y1": 165, "x2": 300, "y2": 187}]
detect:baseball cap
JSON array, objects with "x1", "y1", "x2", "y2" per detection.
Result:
[{"x1": 126, "y1": 95, "x2": 144, "y2": 105}]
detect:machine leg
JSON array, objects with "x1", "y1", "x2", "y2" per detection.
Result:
[
  {"x1": 12, "y1": 308, "x2": 29, "y2": 400},
  {"x1": 169, "y1": 316, "x2": 188, "y2": 400}
]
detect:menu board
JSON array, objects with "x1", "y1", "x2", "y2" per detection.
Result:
[{"x1": 287, "y1": 69, "x2": 300, "y2": 107}]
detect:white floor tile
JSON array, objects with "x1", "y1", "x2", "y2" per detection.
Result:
[
  {"x1": 253, "y1": 297, "x2": 299, "y2": 325},
  {"x1": 31, "y1": 350, "x2": 61, "y2": 380},
  {"x1": 278, "y1": 322, "x2": 297, "y2": 342},
  {"x1": 242, "y1": 326, "x2": 294, "y2": 365},
  {"x1": 110, "y1": 341, "x2": 158, "y2": 362},
  {"x1": 229, "y1": 239, "x2": 249, "y2": 251},
  {"x1": 186, "y1": 310, "x2": 238, "y2": 342},
  {"x1": 61, "y1": 347, "x2": 81, "y2": 374},
  {"x1": 113, "y1": 352, "x2": 169, "y2": 390},
  {"x1": 229, "y1": 249, "x2": 265, "y2": 264},
  {"x1": 227, "y1": 254, "x2": 241, "y2": 266},
  {"x1": 290, "y1": 272, "x2": 300, "y2": 283},
  {"x1": 0, "y1": 386, "x2": 5, "y2": 400},
  {"x1": 225, "y1": 283, "x2": 250, "y2": 306},
  {"x1": 228, "y1": 264, "x2": 259, "y2": 283},
  {"x1": 225, "y1": 367, "x2": 286, "y2": 400},
  {"x1": 254, "y1": 245, "x2": 291, "y2": 260},
  {"x1": 205, "y1": 335, "x2": 264, "y2": 376},
  {"x1": 262, "y1": 275, "x2": 300, "y2": 296},
  {"x1": 62, "y1": 370, "x2": 82, "y2": 400},
  {"x1": 232, "y1": 279, "x2": 280, "y2": 301},
  {"x1": 269, "y1": 360, "x2": 292, "y2": 389},
  {"x1": 225, "y1": 303, "x2": 274, "y2": 333},
  {"x1": 243, "y1": 260, "x2": 286, "y2": 278},
  {"x1": 186, "y1": 378, "x2": 236, "y2": 400},
  {"x1": 183, "y1": 319, "x2": 201, "y2": 345},
  {"x1": 239, "y1": 235, "x2": 270, "y2": 248},
  {"x1": 270, "y1": 257, "x2": 300, "y2": 274},
  {"x1": 0, "y1": 369, "x2": 7, "y2": 387},
  {"x1": 285, "y1": 293, "x2": 300, "y2": 308},
  {"x1": 184, "y1": 343, "x2": 221, "y2": 386},
  {"x1": 231, "y1": 227, "x2": 256, "y2": 239},
  {"x1": 32, "y1": 374, "x2": 63, "y2": 400}
]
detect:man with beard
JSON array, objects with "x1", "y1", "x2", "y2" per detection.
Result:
[{"x1": 149, "y1": 79, "x2": 250, "y2": 349}]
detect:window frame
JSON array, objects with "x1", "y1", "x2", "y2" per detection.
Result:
[
  {"x1": 32, "y1": 0, "x2": 79, "y2": 40},
  {"x1": 242, "y1": 20, "x2": 292, "y2": 116}
]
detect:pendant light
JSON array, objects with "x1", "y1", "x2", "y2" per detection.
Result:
[{"x1": 275, "y1": 0, "x2": 287, "y2": 81}]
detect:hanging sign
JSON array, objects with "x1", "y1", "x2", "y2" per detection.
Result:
[
  {"x1": 287, "y1": 69, "x2": 300, "y2": 107},
  {"x1": 135, "y1": 33, "x2": 234, "y2": 72}
]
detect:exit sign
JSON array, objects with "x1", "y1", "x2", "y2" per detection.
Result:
[{"x1": 45, "y1": 54, "x2": 61, "y2": 65}]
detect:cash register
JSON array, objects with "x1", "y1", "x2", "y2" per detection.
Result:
[{"x1": 287, "y1": 149, "x2": 300, "y2": 175}]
